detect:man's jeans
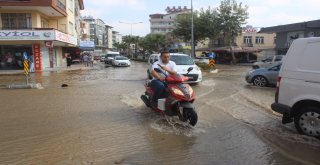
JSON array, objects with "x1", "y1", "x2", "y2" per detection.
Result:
[{"x1": 150, "y1": 79, "x2": 167, "y2": 103}]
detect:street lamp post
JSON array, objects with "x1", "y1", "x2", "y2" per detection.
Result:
[
  {"x1": 191, "y1": 0, "x2": 195, "y2": 58},
  {"x1": 119, "y1": 21, "x2": 143, "y2": 58}
]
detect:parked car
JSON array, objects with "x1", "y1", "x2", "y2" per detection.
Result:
[
  {"x1": 100, "y1": 55, "x2": 105, "y2": 62},
  {"x1": 194, "y1": 55, "x2": 209, "y2": 64},
  {"x1": 147, "y1": 53, "x2": 202, "y2": 83},
  {"x1": 105, "y1": 52, "x2": 120, "y2": 64},
  {"x1": 253, "y1": 55, "x2": 284, "y2": 69},
  {"x1": 245, "y1": 64, "x2": 281, "y2": 87},
  {"x1": 112, "y1": 56, "x2": 131, "y2": 67},
  {"x1": 271, "y1": 37, "x2": 320, "y2": 138}
]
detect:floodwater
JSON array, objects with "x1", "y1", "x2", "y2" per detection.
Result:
[{"x1": 0, "y1": 62, "x2": 319, "y2": 165}]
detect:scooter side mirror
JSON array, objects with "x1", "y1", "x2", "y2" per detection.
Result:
[{"x1": 187, "y1": 67, "x2": 193, "y2": 72}]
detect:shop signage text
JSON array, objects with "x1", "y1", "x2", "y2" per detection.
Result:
[
  {"x1": 0, "y1": 30, "x2": 54, "y2": 40},
  {"x1": 33, "y1": 44, "x2": 43, "y2": 71}
]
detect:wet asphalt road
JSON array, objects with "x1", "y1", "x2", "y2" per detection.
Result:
[{"x1": 0, "y1": 62, "x2": 319, "y2": 165}]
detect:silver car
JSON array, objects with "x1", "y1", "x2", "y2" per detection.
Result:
[{"x1": 245, "y1": 64, "x2": 281, "y2": 87}]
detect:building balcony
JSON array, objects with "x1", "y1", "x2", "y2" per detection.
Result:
[
  {"x1": 0, "y1": 0, "x2": 67, "y2": 17},
  {"x1": 149, "y1": 18, "x2": 175, "y2": 23}
]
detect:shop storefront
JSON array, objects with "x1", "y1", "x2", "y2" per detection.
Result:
[{"x1": 0, "y1": 29, "x2": 78, "y2": 71}]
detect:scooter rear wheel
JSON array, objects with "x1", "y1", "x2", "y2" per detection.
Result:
[{"x1": 184, "y1": 108, "x2": 198, "y2": 126}]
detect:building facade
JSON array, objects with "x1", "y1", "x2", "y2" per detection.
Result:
[
  {"x1": 196, "y1": 26, "x2": 276, "y2": 63},
  {"x1": 0, "y1": 0, "x2": 84, "y2": 70},
  {"x1": 82, "y1": 16, "x2": 106, "y2": 53},
  {"x1": 112, "y1": 31, "x2": 122, "y2": 45},
  {"x1": 104, "y1": 25, "x2": 113, "y2": 50},
  {"x1": 260, "y1": 19, "x2": 320, "y2": 54},
  {"x1": 150, "y1": 6, "x2": 190, "y2": 34}
]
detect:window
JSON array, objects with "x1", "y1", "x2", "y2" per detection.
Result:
[
  {"x1": 1, "y1": 13, "x2": 32, "y2": 29},
  {"x1": 170, "y1": 55, "x2": 195, "y2": 65},
  {"x1": 243, "y1": 36, "x2": 252, "y2": 44},
  {"x1": 256, "y1": 36, "x2": 264, "y2": 44},
  {"x1": 68, "y1": 0, "x2": 74, "y2": 12},
  {"x1": 69, "y1": 22, "x2": 74, "y2": 35},
  {"x1": 41, "y1": 18, "x2": 49, "y2": 28},
  {"x1": 275, "y1": 56, "x2": 283, "y2": 62}
]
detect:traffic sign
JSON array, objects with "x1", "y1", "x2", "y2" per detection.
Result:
[
  {"x1": 209, "y1": 52, "x2": 216, "y2": 59},
  {"x1": 24, "y1": 60, "x2": 29, "y2": 75},
  {"x1": 209, "y1": 59, "x2": 215, "y2": 67}
]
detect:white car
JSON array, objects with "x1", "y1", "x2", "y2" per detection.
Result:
[
  {"x1": 112, "y1": 56, "x2": 131, "y2": 67},
  {"x1": 147, "y1": 53, "x2": 202, "y2": 83},
  {"x1": 253, "y1": 55, "x2": 284, "y2": 69},
  {"x1": 271, "y1": 37, "x2": 320, "y2": 138}
]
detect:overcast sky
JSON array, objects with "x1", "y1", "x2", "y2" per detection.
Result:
[{"x1": 81, "y1": 0, "x2": 319, "y2": 36}]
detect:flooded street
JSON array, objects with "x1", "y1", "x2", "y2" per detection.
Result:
[{"x1": 0, "y1": 62, "x2": 319, "y2": 165}]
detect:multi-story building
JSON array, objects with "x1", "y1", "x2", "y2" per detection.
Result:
[
  {"x1": 150, "y1": 6, "x2": 191, "y2": 34},
  {"x1": 196, "y1": 26, "x2": 276, "y2": 63},
  {"x1": 82, "y1": 16, "x2": 106, "y2": 53},
  {"x1": 80, "y1": 20, "x2": 90, "y2": 41},
  {"x1": 0, "y1": 0, "x2": 84, "y2": 71},
  {"x1": 112, "y1": 31, "x2": 122, "y2": 45},
  {"x1": 104, "y1": 25, "x2": 113, "y2": 50},
  {"x1": 260, "y1": 19, "x2": 320, "y2": 54}
]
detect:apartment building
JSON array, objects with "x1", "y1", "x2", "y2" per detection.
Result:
[
  {"x1": 150, "y1": 6, "x2": 191, "y2": 34},
  {"x1": 112, "y1": 31, "x2": 122, "y2": 45},
  {"x1": 0, "y1": 0, "x2": 84, "y2": 71},
  {"x1": 260, "y1": 19, "x2": 320, "y2": 54},
  {"x1": 105, "y1": 25, "x2": 113, "y2": 49}
]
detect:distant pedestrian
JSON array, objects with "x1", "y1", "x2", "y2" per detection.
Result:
[
  {"x1": 83, "y1": 54, "x2": 89, "y2": 67},
  {"x1": 66, "y1": 55, "x2": 72, "y2": 68},
  {"x1": 89, "y1": 54, "x2": 94, "y2": 67}
]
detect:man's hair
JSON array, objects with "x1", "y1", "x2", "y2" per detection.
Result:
[{"x1": 160, "y1": 49, "x2": 170, "y2": 56}]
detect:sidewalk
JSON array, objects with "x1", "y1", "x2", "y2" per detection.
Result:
[{"x1": 0, "y1": 63, "x2": 102, "y2": 75}]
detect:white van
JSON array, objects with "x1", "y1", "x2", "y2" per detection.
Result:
[
  {"x1": 105, "y1": 51, "x2": 120, "y2": 64},
  {"x1": 271, "y1": 37, "x2": 320, "y2": 138},
  {"x1": 147, "y1": 53, "x2": 202, "y2": 83}
]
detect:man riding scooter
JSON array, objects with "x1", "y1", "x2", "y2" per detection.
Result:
[{"x1": 150, "y1": 51, "x2": 177, "y2": 108}]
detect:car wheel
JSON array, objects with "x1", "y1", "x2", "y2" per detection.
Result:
[
  {"x1": 252, "y1": 76, "x2": 268, "y2": 87},
  {"x1": 294, "y1": 106, "x2": 320, "y2": 138}
]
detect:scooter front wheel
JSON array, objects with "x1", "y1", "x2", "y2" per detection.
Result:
[{"x1": 184, "y1": 108, "x2": 198, "y2": 126}]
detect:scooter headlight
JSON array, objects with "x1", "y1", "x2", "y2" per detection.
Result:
[{"x1": 171, "y1": 87, "x2": 184, "y2": 96}]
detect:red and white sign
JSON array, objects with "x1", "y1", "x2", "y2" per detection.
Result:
[
  {"x1": 33, "y1": 44, "x2": 42, "y2": 71},
  {"x1": 244, "y1": 27, "x2": 258, "y2": 33},
  {"x1": 55, "y1": 30, "x2": 77, "y2": 45}
]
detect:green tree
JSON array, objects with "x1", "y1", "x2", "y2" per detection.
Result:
[
  {"x1": 122, "y1": 35, "x2": 140, "y2": 58},
  {"x1": 140, "y1": 34, "x2": 166, "y2": 52},
  {"x1": 113, "y1": 42, "x2": 127, "y2": 53},
  {"x1": 217, "y1": 0, "x2": 249, "y2": 64},
  {"x1": 173, "y1": 12, "x2": 205, "y2": 44}
]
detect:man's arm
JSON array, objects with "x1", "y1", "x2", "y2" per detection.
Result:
[
  {"x1": 151, "y1": 62, "x2": 165, "y2": 80},
  {"x1": 159, "y1": 63, "x2": 177, "y2": 75}
]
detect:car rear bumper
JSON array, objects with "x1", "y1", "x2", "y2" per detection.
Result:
[
  {"x1": 271, "y1": 102, "x2": 291, "y2": 114},
  {"x1": 271, "y1": 102, "x2": 294, "y2": 124}
]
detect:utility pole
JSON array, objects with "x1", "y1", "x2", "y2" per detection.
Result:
[{"x1": 191, "y1": 0, "x2": 195, "y2": 58}]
